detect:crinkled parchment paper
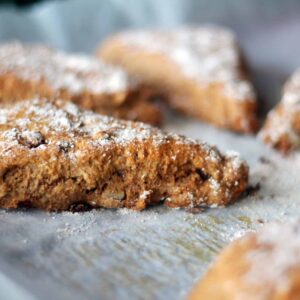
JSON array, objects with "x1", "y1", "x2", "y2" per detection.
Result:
[{"x1": 1, "y1": 0, "x2": 300, "y2": 299}]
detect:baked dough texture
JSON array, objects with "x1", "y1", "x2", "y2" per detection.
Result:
[
  {"x1": 0, "y1": 42, "x2": 162, "y2": 125},
  {"x1": 189, "y1": 221, "x2": 300, "y2": 300},
  {"x1": 98, "y1": 26, "x2": 258, "y2": 133},
  {"x1": 259, "y1": 70, "x2": 300, "y2": 153},
  {"x1": 0, "y1": 98, "x2": 248, "y2": 211}
]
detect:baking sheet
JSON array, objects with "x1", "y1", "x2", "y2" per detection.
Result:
[{"x1": 1, "y1": 1, "x2": 300, "y2": 299}]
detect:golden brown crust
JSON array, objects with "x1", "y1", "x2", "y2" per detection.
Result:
[
  {"x1": 0, "y1": 98, "x2": 248, "y2": 211},
  {"x1": 97, "y1": 26, "x2": 258, "y2": 133},
  {"x1": 0, "y1": 42, "x2": 162, "y2": 126},
  {"x1": 189, "y1": 222, "x2": 300, "y2": 300}
]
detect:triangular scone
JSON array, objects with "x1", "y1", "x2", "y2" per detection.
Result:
[
  {"x1": 98, "y1": 26, "x2": 258, "y2": 133},
  {"x1": 0, "y1": 42, "x2": 161, "y2": 125},
  {"x1": 189, "y1": 221, "x2": 300, "y2": 300},
  {"x1": 0, "y1": 98, "x2": 248, "y2": 211},
  {"x1": 259, "y1": 70, "x2": 300, "y2": 153}
]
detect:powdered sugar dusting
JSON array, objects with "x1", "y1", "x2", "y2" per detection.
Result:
[
  {"x1": 0, "y1": 42, "x2": 130, "y2": 94},
  {"x1": 259, "y1": 107, "x2": 300, "y2": 149},
  {"x1": 225, "y1": 150, "x2": 244, "y2": 170},
  {"x1": 244, "y1": 221, "x2": 300, "y2": 294},
  {"x1": 0, "y1": 98, "x2": 165, "y2": 149},
  {"x1": 118, "y1": 26, "x2": 256, "y2": 101},
  {"x1": 282, "y1": 70, "x2": 300, "y2": 106},
  {"x1": 0, "y1": 98, "x2": 216, "y2": 157},
  {"x1": 208, "y1": 178, "x2": 221, "y2": 195},
  {"x1": 140, "y1": 190, "x2": 152, "y2": 200}
]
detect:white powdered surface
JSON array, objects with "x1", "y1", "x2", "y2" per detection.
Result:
[
  {"x1": 0, "y1": 97, "x2": 211, "y2": 150},
  {"x1": 0, "y1": 42, "x2": 130, "y2": 94},
  {"x1": 118, "y1": 26, "x2": 256, "y2": 101},
  {"x1": 282, "y1": 70, "x2": 300, "y2": 106},
  {"x1": 243, "y1": 221, "x2": 300, "y2": 298}
]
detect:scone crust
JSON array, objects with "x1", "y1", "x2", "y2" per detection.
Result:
[{"x1": 0, "y1": 98, "x2": 248, "y2": 211}]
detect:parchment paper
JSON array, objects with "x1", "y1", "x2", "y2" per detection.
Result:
[{"x1": 1, "y1": 1, "x2": 300, "y2": 299}]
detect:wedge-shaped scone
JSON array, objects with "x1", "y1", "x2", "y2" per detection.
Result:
[
  {"x1": 98, "y1": 26, "x2": 258, "y2": 133},
  {"x1": 0, "y1": 42, "x2": 161, "y2": 125},
  {"x1": 0, "y1": 98, "x2": 248, "y2": 211},
  {"x1": 259, "y1": 70, "x2": 300, "y2": 153},
  {"x1": 189, "y1": 221, "x2": 300, "y2": 300}
]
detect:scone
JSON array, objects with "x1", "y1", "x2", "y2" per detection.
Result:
[
  {"x1": 0, "y1": 98, "x2": 248, "y2": 211},
  {"x1": 0, "y1": 42, "x2": 161, "y2": 125},
  {"x1": 189, "y1": 221, "x2": 300, "y2": 300},
  {"x1": 259, "y1": 70, "x2": 300, "y2": 153},
  {"x1": 98, "y1": 26, "x2": 258, "y2": 133}
]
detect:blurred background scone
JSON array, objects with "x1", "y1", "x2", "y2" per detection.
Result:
[
  {"x1": 98, "y1": 26, "x2": 258, "y2": 133},
  {"x1": 259, "y1": 70, "x2": 300, "y2": 153},
  {"x1": 189, "y1": 221, "x2": 300, "y2": 300},
  {"x1": 0, "y1": 42, "x2": 162, "y2": 125}
]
